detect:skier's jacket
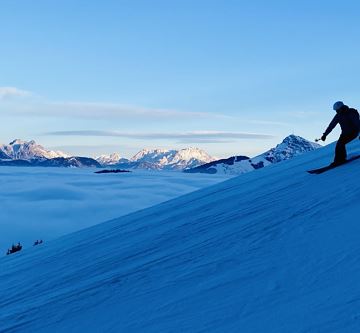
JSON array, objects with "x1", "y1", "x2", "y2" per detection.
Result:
[{"x1": 324, "y1": 106, "x2": 360, "y2": 137}]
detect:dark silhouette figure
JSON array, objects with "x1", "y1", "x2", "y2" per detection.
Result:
[
  {"x1": 321, "y1": 101, "x2": 360, "y2": 165},
  {"x1": 33, "y1": 239, "x2": 43, "y2": 246},
  {"x1": 6, "y1": 242, "x2": 22, "y2": 255}
]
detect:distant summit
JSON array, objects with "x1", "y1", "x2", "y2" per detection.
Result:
[
  {"x1": 260, "y1": 135, "x2": 321, "y2": 164},
  {"x1": 0, "y1": 139, "x2": 99, "y2": 168},
  {"x1": 98, "y1": 147, "x2": 216, "y2": 170},
  {"x1": 96, "y1": 153, "x2": 124, "y2": 166},
  {"x1": 185, "y1": 135, "x2": 321, "y2": 175},
  {"x1": 0, "y1": 139, "x2": 68, "y2": 160}
]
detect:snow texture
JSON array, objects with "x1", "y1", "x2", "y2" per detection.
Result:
[{"x1": 1, "y1": 139, "x2": 360, "y2": 332}]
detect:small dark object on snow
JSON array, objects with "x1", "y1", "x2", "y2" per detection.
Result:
[
  {"x1": 33, "y1": 239, "x2": 43, "y2": 246},
  {"x1": 95, "y1": 169, "x2": 131, "y2": 174},
  {"x1": 6, "y1": 242, "x2": 22, "y2": 255},
  {"x1": 307, "y1": 155, "x2": 360, "y2": 174}
]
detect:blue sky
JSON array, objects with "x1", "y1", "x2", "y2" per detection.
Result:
[{"x1": 1, "y1": 0, "x2": 360, "y2": 158}]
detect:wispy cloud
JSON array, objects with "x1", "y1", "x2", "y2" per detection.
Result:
[
  {"x1": 2, "y1": 93, "x2": 287, "y2": 125},
  {"x1": 244, "y1": 119, "x2": 291, "y2": 126},
  {"x1": 6, "y1": 100, "x2": 233, "y2": 120},
  {"x1": 46, "y1": 130, "x2": 275, "y2": 142},
  {"x1": 0, "y1": 87, "x2": 31, "y2": 99}
]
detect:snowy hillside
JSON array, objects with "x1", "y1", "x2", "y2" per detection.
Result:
[
  {"x1": 186, "y1": 135, "x2": 321, "y2": 175},
  {"x1": 1, "y1": 139, "x2": 360, "y2": 332},
  {"x1": 0, "y1": 139, "x2": 68, "y2": 160}
]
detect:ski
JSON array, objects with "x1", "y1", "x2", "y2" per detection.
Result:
[{"x1": 307, "y1": 155, "x2": 360, "y2": 174}]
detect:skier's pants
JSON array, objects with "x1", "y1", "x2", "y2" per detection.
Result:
[{"x1": 334, "y1": 132, "x2": 358, "y2": 163}]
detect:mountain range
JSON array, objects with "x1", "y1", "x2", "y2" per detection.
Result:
[
  {"x1": 0, "y1": 140, "x2": 216, "y2": 170},
  {"x1": 0, "y1": 139, "x2": 68, "y2": 160},
  {"x1": 100, "y1": 148, "x2": 217, "y2": 171},
  {"x1": 0, "y1": 135, "x2": 321, "y2": 171},
  {"x1": 0, "y1": 139, "x2": 100, "y2": 168},
  {"x1": 185, "y1": 135, "x2": 321, "y2": 175}
]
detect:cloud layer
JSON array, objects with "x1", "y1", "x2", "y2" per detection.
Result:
[
  {"x1": 46, "y1": 130, "x2": 274, "y2": 143},
  {"x1": 4, "y1": 99, "x2": 232, "y2": 120}
]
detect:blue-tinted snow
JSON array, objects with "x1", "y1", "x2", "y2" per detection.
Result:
[{"x1": 0, "y1": 140, "x2": 360, "y2": 332}]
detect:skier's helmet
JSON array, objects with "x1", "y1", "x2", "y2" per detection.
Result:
[{"x1": 333, "y1": 101, "x2": 344, "y2": 111}]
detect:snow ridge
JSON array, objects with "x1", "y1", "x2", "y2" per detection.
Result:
[
  {"x1": 186, "y1": 135, "x2": 321, "y2": 175},
  {"x1": 98, "y1": 147, "x2": 216, "y2": 170},
  {"x1": 0, "y1": 139, "x2": 68, "y2": 160},
  {"x1": 96, "y1": 153, "x2": 123, "y2": 166},
  {"x1": 130, "y1": 147, "x2": 215, "y2": 169}
]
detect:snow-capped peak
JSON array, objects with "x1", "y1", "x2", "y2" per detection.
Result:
[
  {"x1": 259, "y1": 134, "x2": 322, "y2": 164},
  {"x1": 169, "y1": 147, "x2": 216, "y2": 169},
  {"x1": 185, "y1": 135, "x2": 321, "y2": 175},
  {"x1": 9, "y1": 139, "x2": 28, "y2": 145},
  {"x1": 173, "y1": 147, "x2": 215, "y2": 161},
  {"x1": 0, "y1": 139, "x2": 69, "y2": 160},
  {"x1": 130, "y1": 148, "x2": 175, "y2": 162},
  {"x1": 96, "y1": 153, "x2": 123, "y2": 166},
  {"x1": 123, "y1": 147, "x2": 217, "y2": 170}
]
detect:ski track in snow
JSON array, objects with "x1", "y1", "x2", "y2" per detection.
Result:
[{"x1": 0, "y1": 140, "x2": 360, "y2": 332}]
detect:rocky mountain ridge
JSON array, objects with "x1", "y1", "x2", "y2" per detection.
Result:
[{"x1": 185, "y1": 135, "x2": 321, "y2": 175}]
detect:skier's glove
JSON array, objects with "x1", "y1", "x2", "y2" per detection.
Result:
[{"x1": 321, "y1": 134, "x2": 326, "y2": 142}]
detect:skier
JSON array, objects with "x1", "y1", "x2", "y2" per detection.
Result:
[{"x1": 321, "y1": 101, "x2": 360, "y2": 165}]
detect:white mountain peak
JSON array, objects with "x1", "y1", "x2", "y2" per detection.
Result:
[
  {"x1": 96, "y1": 153, "x2": 122, "y2": 165},
  {"x1": 130, "y1": 148, "x2": 175, "y2": 162},
  {"x1": 128, "y1": 147, "x2": 216, "y2": 170},
  {"x1": 186, "y1": 135, "x2": 321, "y2": 175},
  {"x1": 0, "y1": 139, "x2": 69, "y2": 160}
]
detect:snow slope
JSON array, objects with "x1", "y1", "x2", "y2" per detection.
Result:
[{"x1": 1, "y1": 139, "x2": 360, "y2": 332}]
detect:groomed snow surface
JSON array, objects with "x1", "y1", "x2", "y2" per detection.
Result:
[{"x1": 1, "y1": 139, "x2": 360, "y2": 332}]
